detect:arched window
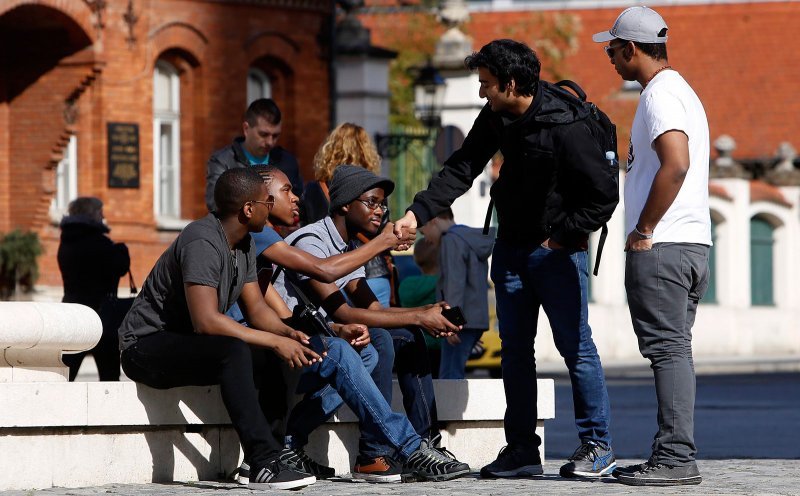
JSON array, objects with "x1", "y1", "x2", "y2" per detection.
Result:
[
  {"x1": 153, "y1": 60, "x2": 181, "y2": 219},
  {"x1": 247, "y1": 67, "x2": 272, "y2": 105},
  {"x1": 50, "y1": 135, "x2": 78, "y2": 221},
  {"x1": 750, "y1": 216, "x2": 774, "y2": 306}
]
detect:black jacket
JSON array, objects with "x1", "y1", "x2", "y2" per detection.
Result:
[
  {"x1": 57, "y1": 215, "x2": 130, "y2": 312},
  {"x1": 408, "y1": 82, "x2": 619, "y2": 248},
  {"x1": 205, "y1": 137, "x2": 304, "y2": 212}
]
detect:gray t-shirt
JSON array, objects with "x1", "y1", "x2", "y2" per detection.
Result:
[
  {"x1": 119, "y1": 213, "x2": 257, "y2": 350},
  {"x1": 273, "y1": 216, "x2": 365, "y2": 316}
]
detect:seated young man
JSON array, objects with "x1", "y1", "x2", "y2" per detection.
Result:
[
  {"x1": 229, "y1": 167, "x2": 469, "y2": 481},
  {"x1": 118, "y1": 168, "x2": 321, "y2": 491},
  {"x1": 273, "y1": 165, "x2": 466, "y2": 482}
]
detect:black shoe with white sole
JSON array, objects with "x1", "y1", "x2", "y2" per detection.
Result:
[
  {"x1": 479, "y1": 444, "x2": 543, "y2": 478},
  {"x1": 616, "y1": 461, "x2": 702, "y2": 486},
  {"x1": 248, "y1": 451, "x2": 316, "y2": 490}
]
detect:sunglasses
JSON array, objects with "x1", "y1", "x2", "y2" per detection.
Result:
[{"x1": 604, "y1": 42, "x2": 628, "y2": 59}]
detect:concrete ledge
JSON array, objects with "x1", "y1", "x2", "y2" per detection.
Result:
[{"x1": 0, "y1": 378, "x2": 554, "y2": 490}]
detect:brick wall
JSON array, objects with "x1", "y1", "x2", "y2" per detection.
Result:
[{"x1": 0, "y1": 0, "x2": 332, "y2": 288}]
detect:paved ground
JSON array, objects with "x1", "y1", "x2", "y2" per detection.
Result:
[{"x1": 2, "y1": 460, "x2": 798, "y2": 496}]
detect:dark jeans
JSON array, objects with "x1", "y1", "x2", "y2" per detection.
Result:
[
  {"x1": 491, "y1": 239, "x2": 612, "y2": 450},
  {"x1": 120, "y1": 332, "x2": 282, "y2": 466},
  {"x1": 361, "y1": 327, "x2": 438, "y2": 458},
  {"x1": 625, "y1": 242, "x2": 709, "y2": 466}
]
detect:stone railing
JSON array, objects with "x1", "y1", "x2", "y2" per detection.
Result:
[{"x1": 0, "y1": 302, "x2": 556, "y2": 491}]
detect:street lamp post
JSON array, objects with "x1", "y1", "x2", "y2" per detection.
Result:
[{"x1": 375, "y1": 60, "x2": 446, "y2": 159}]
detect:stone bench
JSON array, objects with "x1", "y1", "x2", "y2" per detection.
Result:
[{"x1": 0, "y1": 302, "x2": 555, "y2": 490}]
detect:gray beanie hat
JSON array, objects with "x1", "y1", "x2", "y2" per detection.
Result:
[{"x1": 328, "y1": 164, "x2": 395, "y2": 214}]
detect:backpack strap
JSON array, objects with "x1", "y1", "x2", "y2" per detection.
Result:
[
  {"x1": 593, "y1": 224, "x2": 608, "y2": 277},
  {"x1": 554, "y1": 80, "x2": 587, "y2": 101},
  {"x1": 483, "y1": 198, "x2": 494, "y2": 236},
  {"x1": 319, "y1": 181, "x2": 330, "y2": 201},
  {"x1": 270, "y1": 233, "x2": 323, "y2": 284}
]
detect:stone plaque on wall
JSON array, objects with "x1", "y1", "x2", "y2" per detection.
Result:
[{"x1": 107, "y1": 122, "x2": 140, "y2": 188}]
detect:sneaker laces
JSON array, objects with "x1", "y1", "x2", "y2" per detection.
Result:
[
  {"x1": 414, "y1": 441, "x2": 458, "y2": 466},
  {"x1": 568, "y1": 442, "x2": 599, "y2": 461},
  {"x1": 428, "y1": 434, "x2": 459, "y2": 462}
]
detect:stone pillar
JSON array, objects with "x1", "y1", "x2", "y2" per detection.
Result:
[
  {"x1": 334, "y1": 4, "x2": 396, "y2": 169},
  {"x1": 0, "y1": 302, "x2": 101, "y2": 382},
  {"x1": 431, "y1": 0, "x2": 490, "y2": 228}
]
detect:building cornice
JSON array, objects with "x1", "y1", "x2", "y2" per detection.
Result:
[{"x1": 201, "y1": 0, "x2": 330, "y2": 13}]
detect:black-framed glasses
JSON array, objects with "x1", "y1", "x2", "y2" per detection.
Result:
[
  {"x1": 604, "y1": 42, "x2": 628, "y2": 59},
  {"x1": 356, "y1": 198, "x2": 388, "y2": 212}
]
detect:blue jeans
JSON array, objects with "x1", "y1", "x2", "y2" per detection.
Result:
[
  {"x1": 359, "y1": 327, "x2": 438, "y2": 458},
  {"x1": 366, "y1": 276, "x2": 392, "y2": 308},
  {"x1": 285, "y1": 336, "x2": 421, "y2": 460},
  {"x1": 439, "y1": 328, "x2": 484, "y2": 379},
  {"x1": 491, "y1": 239, "x2": 611, "y2": 450}
]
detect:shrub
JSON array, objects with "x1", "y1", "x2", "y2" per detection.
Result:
[{"x1": 0, "y1": 229, "x2": 43, "y2": 299}]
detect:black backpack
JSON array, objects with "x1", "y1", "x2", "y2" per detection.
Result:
[{"x1": 482, "y1": 79, "x2": 619, "y2": 276}]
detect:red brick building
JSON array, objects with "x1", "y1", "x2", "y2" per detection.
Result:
[
  {"x1": 0, "y1": 0, "x2": 332, "y2": 287},
  {"x1": 362, "y1": 1, "x2": 800, "y2": 163}
]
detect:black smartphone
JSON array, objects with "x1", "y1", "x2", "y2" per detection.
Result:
[{"x1": 441, "y1": 306, "x2": 467, "y2": 327}]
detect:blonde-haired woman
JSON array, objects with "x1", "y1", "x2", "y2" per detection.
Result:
[
  {"x1": 303, "y1": 122, "x2": 381, "y2": 223},
  {"x1": 302, "y1": 122, "x2": 395, "y2": 307}
]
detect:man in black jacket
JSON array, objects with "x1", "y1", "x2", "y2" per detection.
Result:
[
  {"x1": 206, "y1": 98, "x2": 303, "y2": 212},
  {"x1": 394, "y1": 39, "x2": 619, "y2": 479}
]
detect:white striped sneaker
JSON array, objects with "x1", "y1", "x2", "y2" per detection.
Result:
[{"x1": 248, "y1": 454, "x2": 316, "y2": 490}]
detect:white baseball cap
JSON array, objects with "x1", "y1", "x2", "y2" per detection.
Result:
[{"x1": 592, "y1": 6, "x2": 668, "y2": 44}]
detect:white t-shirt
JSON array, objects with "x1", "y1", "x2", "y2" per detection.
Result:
[{"x1": 624, "y1": 70, "x2": 712, "y2": 245}]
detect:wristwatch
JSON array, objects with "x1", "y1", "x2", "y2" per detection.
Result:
[{"x1": 634, "y1": 226, "x2": 653, "y2": 239}]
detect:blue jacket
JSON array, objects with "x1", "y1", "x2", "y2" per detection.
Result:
[{"x1": 438, "y1": 225, "x2": 495, "y2": 330}]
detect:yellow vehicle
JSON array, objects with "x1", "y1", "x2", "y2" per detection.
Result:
[{"x1": 465, "y1": 289, "x2": 502, "y2": 378}]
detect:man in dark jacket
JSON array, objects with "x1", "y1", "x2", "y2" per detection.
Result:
[
  {"x1": 58, "y1": 197, "x2": 130, "y2": 381},
  {"x1": 394, "y1": 39, "x2": 619, "y2": 479},
  {"x1": 206, "y1": 98, "x2": 303, "y2": 212}
]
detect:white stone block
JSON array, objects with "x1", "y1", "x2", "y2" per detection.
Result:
[
  {"x1": 87, "y1": 382, "x2": 230, "y2": 426},
  {"x1": 0, "y1": 382, "x2": 87, "y2": 427},
  {"x1": 0, "y1": 428, "x2": 238, "y2": 490}
]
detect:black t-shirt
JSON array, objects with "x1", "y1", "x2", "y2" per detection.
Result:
[{"x1": 119, "y1": 214, "x2": 257, "y2": 351}]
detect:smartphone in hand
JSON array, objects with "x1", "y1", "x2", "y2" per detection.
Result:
[{"x1": 441, "y1": 306, "x2": 467, "y2": 327}]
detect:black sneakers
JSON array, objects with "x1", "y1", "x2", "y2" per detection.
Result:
[
  {"x1": 611, "y1": 461, "x2": 648, "y2": 479},
  {"x1": 403, "y1": 439, "x2": 471, "y2": 482},
  {"x1": 248, "y1": 450, "x2": 317, "y2": 490},
  {"x1": 559, "y1": 441, "x2": 617, "y2": 478},
  {"x1": 480, "y1": 444, "x2": 543, "y2": 478},
  {"x1": 616, "y1": 460, "x2": 702, "y2": 486},
  {"x1": 280, "y1": 447, "x2": 336, "y2": 479}
]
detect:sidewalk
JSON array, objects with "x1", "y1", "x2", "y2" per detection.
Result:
[{"x1": 2, "y1": 460, "x2": 798, "y2": 495}]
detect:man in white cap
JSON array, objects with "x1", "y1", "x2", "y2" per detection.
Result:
[{"x1": 593, "y1": 6, "x2": 711, "y2": 486}]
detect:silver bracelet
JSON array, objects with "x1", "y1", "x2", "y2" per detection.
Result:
[{"x1": 634, "y1": 226, "x2": 653, "y2": 239}]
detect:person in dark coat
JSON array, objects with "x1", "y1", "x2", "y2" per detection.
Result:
[
  {"x1": 206, "y1": 98, "x2": 304, "y2": 213},
  {"x1": 57, "y1": 196, "x2": 130, "y2": 381}
]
